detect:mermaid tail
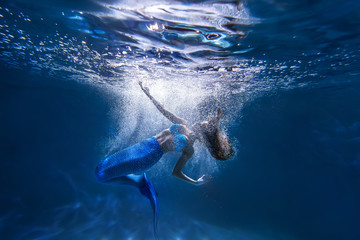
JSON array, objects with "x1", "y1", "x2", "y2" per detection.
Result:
[{"x1": 139, "y1": 173, "x2": 159, "y2": 239}]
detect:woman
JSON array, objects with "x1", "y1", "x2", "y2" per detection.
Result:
[{"x1": 95, "y1": 81, "x2": 234, "y2": 237}]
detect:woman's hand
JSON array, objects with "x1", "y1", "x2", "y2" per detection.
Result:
[{"x1": 195, "y1": 174, "x2": 212, "y2": 185}]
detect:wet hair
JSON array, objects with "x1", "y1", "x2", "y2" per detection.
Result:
[{"x1": 193, "y1": 108, "x2": 234, "y2": 161}]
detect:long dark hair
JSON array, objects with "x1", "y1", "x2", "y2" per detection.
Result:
[{"x1": 193, "y1": 108, "x2": 234, "y2": 161}]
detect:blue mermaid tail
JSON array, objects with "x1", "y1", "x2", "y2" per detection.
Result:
[
  {"x1": 139, "y1": 173, "x2": 159, "y2": 239},
  {"x1": 95, "y1": 137, "x2": 163, "y2": 239}
]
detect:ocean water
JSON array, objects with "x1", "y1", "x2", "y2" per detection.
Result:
[{"x1": 0, "y1": 0, "x2": 360, "y2": 239}]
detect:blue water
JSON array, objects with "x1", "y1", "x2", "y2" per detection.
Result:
[{"x1": 1, "y1": 0, "x2": 360, "y2": 239}]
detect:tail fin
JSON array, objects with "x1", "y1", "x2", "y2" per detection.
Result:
[{"x1": 139, "y1": 173, "x2": 159, "y2": 239}]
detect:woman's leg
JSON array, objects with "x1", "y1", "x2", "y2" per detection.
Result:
[{"x1": 95, "y1": 137, "x2": 163, "y2": 183}]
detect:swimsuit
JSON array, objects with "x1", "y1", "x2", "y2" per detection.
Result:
[{"x1": 169, "y1": 124, "x2": 187, "y2": 152}]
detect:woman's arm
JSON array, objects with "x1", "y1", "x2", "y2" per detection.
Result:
[
  {"x1": 139, "y1": 81, "x2": 187, "y2": 125},
  {"x1": 172, "y1": 146, "x2": 209, "y2": 185}
]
